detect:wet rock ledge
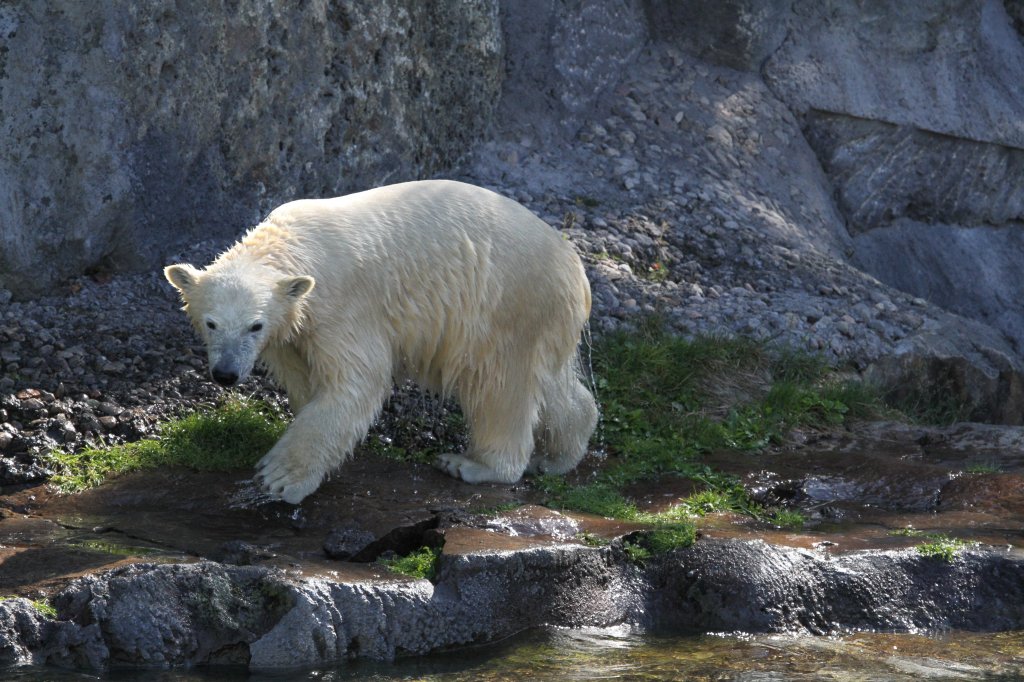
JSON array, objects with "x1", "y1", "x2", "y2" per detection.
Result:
[
  {"x1": 2, "y1": 418, "x2": 1024, "y2": 672},
  {"x1": 1, "y1": 531, "x2": 1022, "y2": 670}
]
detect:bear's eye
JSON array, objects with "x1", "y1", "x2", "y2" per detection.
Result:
[
  {"x1": 249, "y1": 322, "x2": 263, "y2": 333},
  {"x1": 206, "y1": 320, "x2": 217, "y2": 330}
]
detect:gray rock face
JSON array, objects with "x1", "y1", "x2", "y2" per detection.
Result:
[
  {"x1": 746, "y1": 0, "x2": 1024, "y2": 406},
  {"x1": 496, "y1": 0, "x2": 647, "y2": 139},
  {"x1": 0, "y1": 599, "x2": 44, "y2": 666},
  {"x1": 650, "y1": 540, "x2": 1024, "y2": 634},
  {"x1": 3, "y1": 540, "x2": 1023, "y2": 670},
  {"x1": 854, "y1": 224, "x2": 1024, "y2": 354},
  {"x1": 805, "y1": 113, "x2": 1024, "y2": 235},
  {"x1": 0, "y1": 1, "x2": 502, "y2": 298},
  {"x1": 642, "y1": 0, "x2": 790, "y2": 71},
  {"x1": 764, "y1": 0, "x2": 1024, "y2": 148},
  {"x1": 803, "y1": 112, "x2": 1024, "y2": 355}
]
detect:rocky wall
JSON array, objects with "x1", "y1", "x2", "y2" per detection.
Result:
[{"x1": 0, "y1": 1, "x2": 502, "y2": 298}]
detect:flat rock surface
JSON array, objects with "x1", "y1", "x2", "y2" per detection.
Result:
[
  {"x1": 1, "y1": 421, "x2": 1023, "y2": 670},
  {"x1": 1, "y1": 419, "x2": 1022, "y2": 592}
]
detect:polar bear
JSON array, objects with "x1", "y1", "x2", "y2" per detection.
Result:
[{"x1": 164, "y1": 179, "x2": 597, "y2": 504}]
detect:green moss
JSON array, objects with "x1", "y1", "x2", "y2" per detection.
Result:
[
  {"x1": 47, "y1": 396, "x2": 288, "y2": 493},
  {"x1": 537, "y1": 477, "x2": 640, "y2": 519},
  {"x1": 636, "y1": 524, "x2": 697, "y2": 554},
  {"x1": 378, "y1": 546, "x2": 441, "y2": 581},
  {"x1": 916, "y1": 535, "x2": 967, "y2": 562}
]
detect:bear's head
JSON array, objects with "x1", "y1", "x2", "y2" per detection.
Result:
[{"x1": 164, "y1": 262, "x2": 315, "y2": 387}]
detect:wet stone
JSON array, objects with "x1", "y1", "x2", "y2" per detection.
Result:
[
  {"x1": 215, "y1": 540, "x2": 278, "y2": 566},
  {"x1": 324, "y1": 527, "x2": 378, "y2": 560}
]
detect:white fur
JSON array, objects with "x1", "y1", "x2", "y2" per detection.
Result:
[{"x1": 165, "y1": 179, "x2": 598, "y2": 503}]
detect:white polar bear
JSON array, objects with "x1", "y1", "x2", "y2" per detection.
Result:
[{"x1": 164, "y1": 179, "x2": 598, "y2": 504}]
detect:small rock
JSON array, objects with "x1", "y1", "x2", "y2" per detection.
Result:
[
  {"x1": 98, "y1": 402, "x2": 123, "y2": 417},
  {"x1": 324, "y1": 527, "x2": 377, "y2": 560}
]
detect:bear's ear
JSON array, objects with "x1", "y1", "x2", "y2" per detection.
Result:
[
  {"x1": 164, "y1": 264, "x2": 202, "y2": 297},
  {"x1": 277, "y1": 275, "x2": 315, "y2": 301}
]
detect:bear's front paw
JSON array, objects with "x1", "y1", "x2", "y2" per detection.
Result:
[{"x1": 255, "y1": 452, "x2": 322, "y2": 505}]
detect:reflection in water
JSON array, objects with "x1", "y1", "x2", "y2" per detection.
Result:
[
  {"x1": 325, "y1": 628, "x2": 1024, "y2": 682},
  {"x1": 6, "y1": 628, "x2": 1024, "y2": 681}
]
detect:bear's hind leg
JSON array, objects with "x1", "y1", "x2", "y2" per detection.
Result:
[
  {"x1": 435, "y1": 377, "x2": 539, "y2": 484},
  {"x1": 528, "y1": 364, "x2": 598, "y2": 476}
]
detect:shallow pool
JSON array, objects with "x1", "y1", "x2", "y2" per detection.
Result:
[{"x1": 7, "y1": 627, "x2": 1023, "y2": 681}]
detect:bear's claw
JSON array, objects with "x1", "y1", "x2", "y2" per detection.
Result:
[{"x1": 255, "y1": 451, "x2": 321, "y2": 504}]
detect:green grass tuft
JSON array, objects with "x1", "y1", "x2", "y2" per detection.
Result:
[
  {"x1": 378, "y1": 546, "x2": 441, "y2": 580},
  {"x1": 578, "y1": 531, "x2": 610, "y2": 547},
  {"x1": 31, "y1": 599, "x2": 58, "y2": 619},
  {"x1": 622, "y1": 540, "x2": 652, "y2": 563},
  {"x1": 621, "y1": 523, "x2": 697, "y2": 564},
  {"x1": 769, "y1": 509, "x2": 806, "y2": 530},
  {"x1": 47, "y1": 397, "x2": 287, "y2": 493},
  {"x1": 915, "y1": 535, "x2": 967, "y2": 562},
  {"x1": 965, "y1": 461, "x2": 1001, "y2": 474},
  {"x1": 0, "y1": 597, "x2": 57, "y2": 619}
]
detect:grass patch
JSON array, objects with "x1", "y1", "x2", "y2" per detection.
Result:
[
  {"x1": 769, "y1": 509, "x2": 806, "y2": 530},
  {"x1": 965, "y1": 461, "x2": 1001, "y2": 474},
  {"x1": 47, "y1": 397, "x2": 288, "y2": 493},
  {"x1": 377, "y1": 546, "x2": 441, "y2": 581},
  {"x1": 915, "y1": 535, "x2": 967, "y2": 562},
  {"x1": 31, "y1": 599, "x2": 58, "y2": 619},
  {"x1": 0, "y1": 597, "x2": 57, "y2": 619},
  {"x1": 534, "y1": 320, "x2": 885, "y2": 538},
  {"x1": 890, "y1": 529, "x2": 969, "y2": 562},
  {"x1": 592, "y1": 322, "x2": 880, "y2": 467},
  {"x1": 882, "y1": 371, "x2": 973, "y2": 426},
  {"x1": 622, "y1": 524, "x2": 697, "y2": 564},
  {"x1": 578, "y1": 531, "x2": 610, "y2": 547},
  {"x1": 535, "y1": 477, "x2": 640, "y2": 519},
  {"x1": 622, "y1": 540, "x2": 652, "y2": 563}
]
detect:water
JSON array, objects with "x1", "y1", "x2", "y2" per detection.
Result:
[{"x1": 7, "y1": 628, "x2": 1024, "y2": 681}]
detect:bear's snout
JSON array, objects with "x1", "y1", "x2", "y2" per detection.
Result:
[{"x1": 211, "y1": 365, "x2": 239, "y2": 387}]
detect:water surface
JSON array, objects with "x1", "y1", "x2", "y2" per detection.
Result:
[{"x1": 7, "y1": 628, "x2": 1023, "y2": 681}]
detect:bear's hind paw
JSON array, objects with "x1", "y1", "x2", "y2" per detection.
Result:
[{"x1": 434, "y1": 453, "x2": 521, "y2": 484}]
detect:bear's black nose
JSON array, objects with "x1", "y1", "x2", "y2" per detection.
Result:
[{"x1": 212, "y1": 367, "x2": 239, "y2": 386}]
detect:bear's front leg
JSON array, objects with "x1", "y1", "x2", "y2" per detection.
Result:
[{"x1": 255, "y1": 384, "x2": 386, "y2": 504}]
